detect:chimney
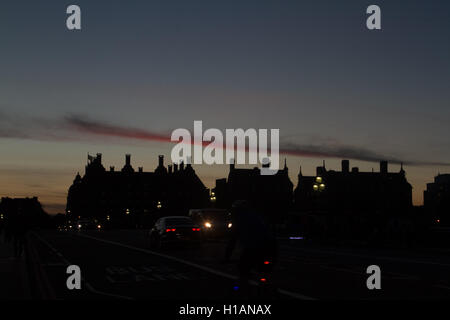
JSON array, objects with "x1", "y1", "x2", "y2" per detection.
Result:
[
  {"x1": 110, "y1": 166, "x2": 115, "y2": 172},
  {"x1": 138, "y1": 167, "x2": 143, "y2": 173},
  {"x1": 351, "y1": 167, "x2": 359, "y2": 173},
  {"x1": 125, "y1": 154, "x2": 131, "y2": 166},
  {"x1": 168, "y1": 165, "x2": 172, "y2": 174},
  {"x1": 316, "y1": 166, "x2": 324, "y2": 176},
  {"x1": 174, "y1": 163, "x2": 178, "y2": 172},
  {"x1": 96, "y1": 153, "x2": 102, "y2": 164},
  {"x1": 341, "y1": 160, "x2": 349, "y2": 173},
  {"x1": 158, "y1": 155, "x2": 164, "y2": 167},
  {"x1": 180, "y1": 161, "x2": 184, "y2": 171},
  {"x1": 230, "y1": 158, "x2": 235, "y2": 171},
  {"x1": 380, "y1": 161, "x2": 388, "y2": 174}
]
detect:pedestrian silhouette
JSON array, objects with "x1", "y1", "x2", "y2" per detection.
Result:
[{"x1": 9, "y1": 211, "x2": 29, "y2": 258}]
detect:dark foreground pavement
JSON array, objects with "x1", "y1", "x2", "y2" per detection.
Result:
[
  {"x1": 0, "y1": 239, "x2": 30, "y2": 299},
  {"x1": 12, "y1": 229, "x2": 450, "y2": 300}
]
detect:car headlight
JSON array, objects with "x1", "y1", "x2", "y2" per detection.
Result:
[{"x1": 205, "y1": 222, "x2": 212, "y2": 228}]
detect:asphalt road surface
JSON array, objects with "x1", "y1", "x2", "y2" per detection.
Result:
[{"x1": 27, "y1": 229, "x2": 450, "y2": 300}]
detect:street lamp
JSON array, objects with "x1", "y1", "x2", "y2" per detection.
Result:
[
  {"x1": 313, "y1": 176, "x2": 326, "y2": 192},
  {"x1": 157, "y1": 201, "x2": 162, "y2": 209},
  {"x1": 210, "y1": 191, "x2": 216, "y2": 203},
  {"x1": 312, "y1": 176, "x2": 326, "y2": 240},
  {"x1": 312, "y1": 176, "x2": 326, "y2": 211}
]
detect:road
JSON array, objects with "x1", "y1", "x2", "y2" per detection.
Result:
[{"x1": 26, "y1": 229, "x2": 450, "y2": 300}]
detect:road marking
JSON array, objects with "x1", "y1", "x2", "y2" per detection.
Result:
[
  {"x1": 75, "y1": 233, "x2": 317, "y2": 300},
  {"x1": 106, "y1": 275, "x2": 116, "y2": 284},
  {"x1": 27, "y1": 239, "x2": 57, "y2": 299},
  {"x1": 32, "y1": 233, "x2": 133, "y2": 300}
]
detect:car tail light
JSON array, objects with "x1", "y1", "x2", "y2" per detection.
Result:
[
  {"x1": 260, "y1": 278, "x2": 267, "y2": 282},
  {"x1": 264, "y1": 261, "x2": 270, "y2": 265},
  {"x1": 166, "y1": 228, "x2": 176, "y2": 232},
  {"x1": 192, "y1": 228, "x2": 200, "y2": 231}
]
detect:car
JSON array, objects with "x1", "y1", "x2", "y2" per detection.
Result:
[
  {"x1": 188, "y1": 209, "x2": 232, "y2": 239},
  {"x1": 76, "y1": 219, "x2": 103, "y2": 230},
  {"x1": 148, "y1": 216, "x2": 202, "y2": 248}
]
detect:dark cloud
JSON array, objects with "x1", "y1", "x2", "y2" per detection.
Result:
[
  {"x1": 280, "y1": 143, "x2": 401, "y2": 164},
  {"x1": 280, "y1": 143, "x2": 450, "y2": 167},
  {"x1": 64, "y1": 114, "x2": 450, "y2": 167},
  {"x1": 0, "y1": 111, "x2": 70, "y2": 141},
  {"x1": 1, "y1": 112, "x2": 449, "y2": 167},
  {"x1": 64, "y1": 114, "x2": 172, "y2": 144}
]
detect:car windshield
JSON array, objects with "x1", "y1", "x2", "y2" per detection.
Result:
[{"x1": 165, "y1": 218, "x2": 193, "y2": 226}]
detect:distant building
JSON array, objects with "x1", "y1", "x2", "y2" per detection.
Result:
[
  {"x1": 424, "y1": 174, "x2": 450, "y2": 226},
  {"x1": 66, "y1": 154, "x2": 209, "y2": 224},
  {"x1": 294, "y1": 160, "x2": 412, "y2": 215},
  {"x1": 213, "y1": 160, "x2": 294, "y2": 223},
  {"x1": 0, "y1": 197, "x2": 48, "y2": 228}
]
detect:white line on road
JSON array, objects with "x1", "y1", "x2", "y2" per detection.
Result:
[
  {"x1": 32, "y1": 233, "x2": 133, "y2": 300},
  {"x1": 75, "y1": 233, "x2": 317, "y2": 300}
]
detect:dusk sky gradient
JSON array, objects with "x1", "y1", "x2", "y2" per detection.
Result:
[{"x1": 1, "y1": 0, "x2": 449, "y2": 213}]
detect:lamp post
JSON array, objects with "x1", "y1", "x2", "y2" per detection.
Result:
[
  {"x1": 313, "y1": 176, "x2": 326, "y2": 193},
  {"x1": 312, "y1": 176, "x2": 326, "y2": 241},
  {"x1": 312, "y1": 176, "x2": 325, "y2": 215},
  {"x1": 210, "y1": 191, "x2": 216, "y2": 203}
]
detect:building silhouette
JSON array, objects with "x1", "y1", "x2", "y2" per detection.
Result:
[
  {"x1": 424, "y1": 173, "x2": 450, "y2": 226},
  {"x1": 294, "y1": 160, "x2": 412, "y2": 215},
  {"x1": 213, "y1": 160, "x2": 294, "y2": 223},
  {"x1": 0, "y1": 197, "x2": 48, "y2": 229},
  {"x1": 66, "y1": 154, "x2": 209, "y2": 226},
  {"x1": 291, "y1": 160, "x2": 413, "y2": 244}
]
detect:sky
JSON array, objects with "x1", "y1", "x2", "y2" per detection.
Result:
[{"x1": 0, "y1": 0, "x2": 449, "y2": 213}]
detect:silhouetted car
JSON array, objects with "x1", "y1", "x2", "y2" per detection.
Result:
[
  {"x1": 76, "y1": 219, "x2": 102, "y2": 231},
  {"x1": 189, "y1": 209, "x2": 232, "y2": 238},
  {"x1": 148, "y1": 216, "x2": 202, "y2": 248}
]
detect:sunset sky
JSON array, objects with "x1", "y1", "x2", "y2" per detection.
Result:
[{"x1": 1, "y1": 0, "x2": 449, "y2": 213}]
